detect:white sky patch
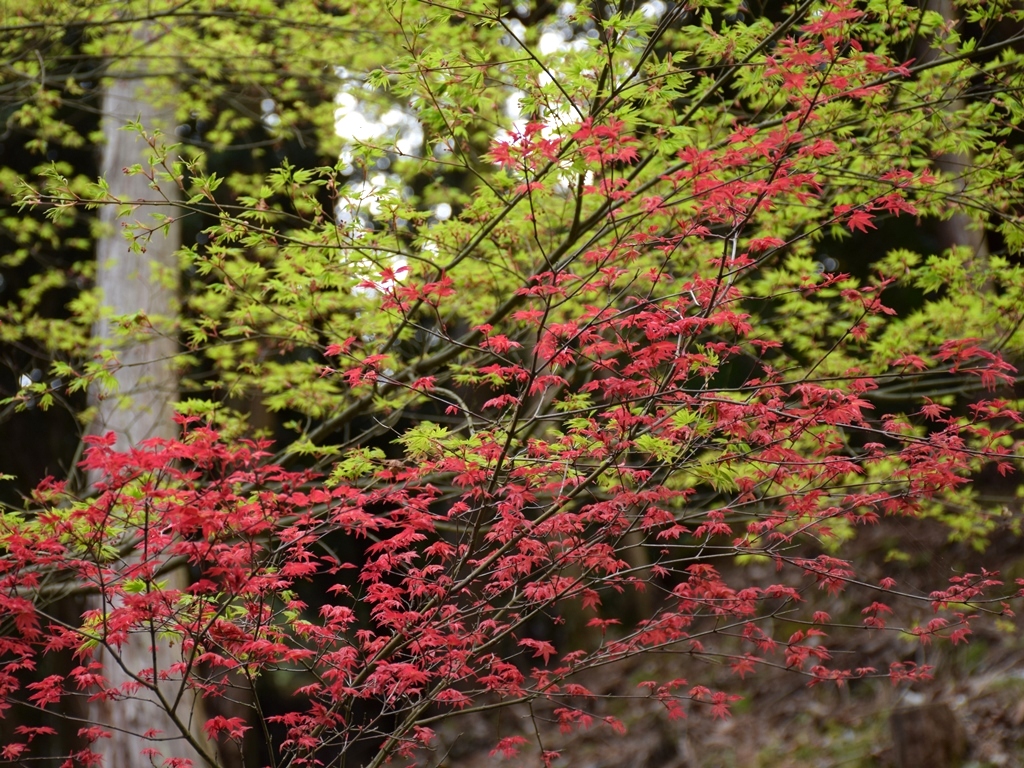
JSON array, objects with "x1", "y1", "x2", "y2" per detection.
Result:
[
  {"x1": 641, "y1": 0, "x2": 667, "y2": 19},
  {"x1": 492, "y1": 87, "x2": 576, "y2": 164},
  {"x1": 261, "y1": 97, "x2": 281, "y2": 129},
  {"x1": 492, "y1": 90, "x2": 529, "y2": 147},
  {"x1": 539, "y1": 31, "x2": 568, "y2": 56},
  {"x1": 330, "y1": 0, "x2": 668, "y2": 291},
  {"x1": 334, "y1": 65, "x2": 424, "y2": 158},
  {"x1": 337, "y1": 174, "x2": 400, "y2": 219},
  {"x1": 333, "y1": 71, "x2": 421, "y2": 242},
  {"x1": 333, "y1": 73, "x2": 423, "y2": 297},
  {"x1": 349, "y1": 254, "x2": 409, "y2": 299},
  {"x1": 501, "y1": 18, "x2": 528, "y2": 47},
  {"x1": 334, "y1": 92, "x2": 424, "y2": 156},
  {"x1": 554, "y1": 167, "x2": 594, "y2": 197}
]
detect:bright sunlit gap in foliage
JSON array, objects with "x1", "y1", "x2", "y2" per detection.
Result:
[
  {"x1": 326, "y1": 0, "x2": 671, "y2": 300},
  {"x1": 332, "y1": 67, "x2": 423, "y2": 294}
]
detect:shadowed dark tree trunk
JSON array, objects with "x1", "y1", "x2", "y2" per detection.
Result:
[{"x1": 890, "y1": 702, "x2": 966, "y2": 768}]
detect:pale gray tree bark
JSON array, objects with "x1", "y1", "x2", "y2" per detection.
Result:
[{"x1": 90, "y1": 70, "x2": 217, "y2": 768}]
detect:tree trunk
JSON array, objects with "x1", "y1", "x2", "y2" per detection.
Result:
[
  {"x1": 90, "y1": 69, "x2": 215, "y2": 768},
  {"x1": 920, "y1": 0, "x2": 989, "y2": 260},
  {"x1": 890, "y1": 703, "x2": 967, "y2": 768}
]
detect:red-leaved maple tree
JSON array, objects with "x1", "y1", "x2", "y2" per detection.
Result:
[{"x1": 3, "y1": 0, "x2": 1024, "y2": 766}]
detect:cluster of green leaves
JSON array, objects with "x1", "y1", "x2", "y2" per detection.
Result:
[{"x1": 3, "y1": 1, "x2": 1022, "y2": 441}]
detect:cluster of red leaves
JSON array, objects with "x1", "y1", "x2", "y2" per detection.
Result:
[{"x1": 1, "y1": 323, "x2": 1019, "y2": 767}]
